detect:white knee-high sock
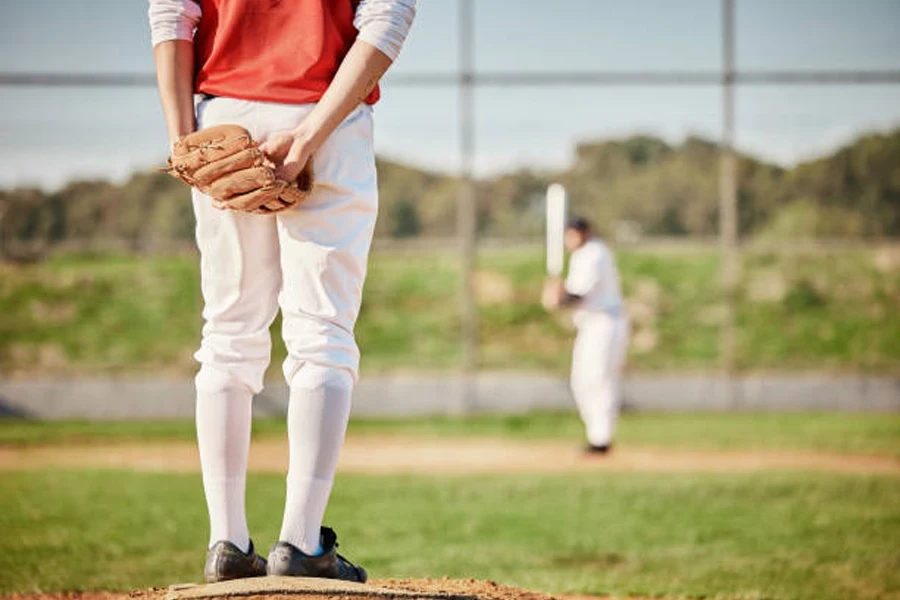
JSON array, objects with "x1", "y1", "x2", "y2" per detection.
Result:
[
  {"x1": 279, "y1": 365, "x2": 353, "y2": 554},
  {"x1": 195, "y1": 372, "x2": 253, "y2": 553}
]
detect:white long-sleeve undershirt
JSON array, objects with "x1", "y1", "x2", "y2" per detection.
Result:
[{"x1": 148, "y1": 0, "x2": 416, "y2": 62}]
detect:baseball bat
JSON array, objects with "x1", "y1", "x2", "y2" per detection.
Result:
[{"x1": 546, "y1": 183, "x2": 567, "y2": 277}]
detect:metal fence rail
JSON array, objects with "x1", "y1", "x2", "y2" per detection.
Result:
[{"x1": 4, "y1": 69, "x2": 900, "y2": 88}]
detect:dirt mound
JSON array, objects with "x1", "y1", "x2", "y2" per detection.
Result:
[
  {"x1": 374, "y1": 579, "x2": 557, "y2": 600},
  {"x1": 4, "y1": 594, "x2": 126, "y2": 600},
  {"x1": 2, "y1": 579, "x2": 569, "y2": 600}
]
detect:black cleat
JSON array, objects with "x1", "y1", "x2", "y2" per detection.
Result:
[
  {"x1": 267, "y1": 527, "x2": 367, "y2": 582},
  {"x1": 584, "y1": 443, "x2": 612, "y2": 455},
  {"x1": 204, "y1": 539, "x2": 267, "y2": 583}
]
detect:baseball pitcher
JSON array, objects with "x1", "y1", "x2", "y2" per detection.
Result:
[
  {"x1": 149, "y1": 0, "x2": 416, "y2": 583},
  {"x1": 542, "y1": 218, "x2": 630, "y2": 454}
]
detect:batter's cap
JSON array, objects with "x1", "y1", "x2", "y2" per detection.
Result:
[{"x1": 567, "y1": 216, "x2": 591, "y2": 233}]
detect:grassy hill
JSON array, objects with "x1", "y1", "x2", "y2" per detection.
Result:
[{"x1": 1, "y1": 244, "x2": 898, "y2": 377}]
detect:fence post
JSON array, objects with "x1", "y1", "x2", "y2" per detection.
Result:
[
  {"x1": 457, "y1": 0, "x2": 478, "y2": 412},
  {"x1": 720, "y1": 0, "x2": 739, "y2": 406}
]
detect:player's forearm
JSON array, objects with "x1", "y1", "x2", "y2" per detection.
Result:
[
  {"x1": 288, "y1": 0, "x2": 415, "y2": 154},
  {"x1": 153, "y1": 40, "x2": 196, "y2": 145},
  {"x1": 289, "y1": 40, "x2": 393, "y2": 156}
]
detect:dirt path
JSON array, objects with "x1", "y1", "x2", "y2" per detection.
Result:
[{"x1": 1, "y1": 435, "x2": 897, "y2": 475}]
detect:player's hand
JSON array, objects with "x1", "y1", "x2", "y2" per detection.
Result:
[
  {"x1": 541, "y1": 277, "x2": 564, "y2": 311},
  {"x1": 259, "y1": 130, "x2": 314, "y2": 183}
]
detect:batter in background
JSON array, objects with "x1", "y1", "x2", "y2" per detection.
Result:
[
  {"x1": 149, "y1": 0, "x2": 416, "y2": 584},
  {"x1": 542, "y1": 218, "x2": 630, "y2": 454}
]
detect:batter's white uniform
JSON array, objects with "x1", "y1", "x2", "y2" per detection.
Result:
[{"x1": 565, "y1": 238, "x2": 630, "y2": 447}]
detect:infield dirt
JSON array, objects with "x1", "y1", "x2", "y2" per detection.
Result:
[{"x1": 0, "y1": 435, "x2": 896, "y2": 475}]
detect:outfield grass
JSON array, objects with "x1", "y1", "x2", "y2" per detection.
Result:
[
  {"x1": 1, "y1": 246, "x2": 898, "y2": 376},
  {"x1": 1, "y1": 469, "x2": 897, "y2": 599},
  {"x1": 3, "y1": 413, "x2": 899, "y2": 457}
]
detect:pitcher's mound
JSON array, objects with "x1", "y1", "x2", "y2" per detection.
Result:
[
  {"x1": 163, "y1": 577, "x2": 558, "y2": 600},
  {"x1": 374, "y1": 579, "x2": 557, "y2": 600}
]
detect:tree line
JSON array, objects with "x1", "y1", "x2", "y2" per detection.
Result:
[{"x1": 2, "y1": 128, "x2": 898, "y2": 259}]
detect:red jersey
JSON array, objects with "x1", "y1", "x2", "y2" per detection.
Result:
[{"x1": 193, "y1": 0, "x2": 380, "y2": 105}]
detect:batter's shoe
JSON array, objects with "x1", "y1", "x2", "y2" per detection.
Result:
[
  {"x1": 266, "y1": 527, "x2": 368, "y2": 582},
  {"x1": 204, "y1": 540, "x2": 267, "y2": 583},
  {"x1": 584, "y1": 443, "x2": 612, "y2": 456}
]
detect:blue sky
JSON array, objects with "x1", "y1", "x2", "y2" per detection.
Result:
[{"x1": 0, "y1": 0, "x2": 899, "y2": 189}]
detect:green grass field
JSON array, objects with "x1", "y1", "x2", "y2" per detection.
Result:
[
  {"x1": 1, "y1": 246, "x2": 898, "y2": 376},
  {"x1": 1, "y1": 469, "x2": 898, "y2": 599},
  {"x1": 1, "y1": 413, "x2": 899, "y2": 599}
]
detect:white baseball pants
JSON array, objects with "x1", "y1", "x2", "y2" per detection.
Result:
[
  {"x1": 570, "y1": 313, "x2": 630, "y2": 447},
  {"x1": 193, "y1": 96, "x2": 377, "y2": 391},
  {"x1": 191, "y1": 96, "x2": 377, "y2": 554}
]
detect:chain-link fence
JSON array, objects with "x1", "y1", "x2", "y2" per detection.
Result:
[{"x1": 1, "y1": 0, "x2": 898, "y2": 395}]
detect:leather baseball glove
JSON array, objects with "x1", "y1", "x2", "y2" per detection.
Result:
[{"x1": 163, "y1": 124, "x2": 313, "y2": 214}]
